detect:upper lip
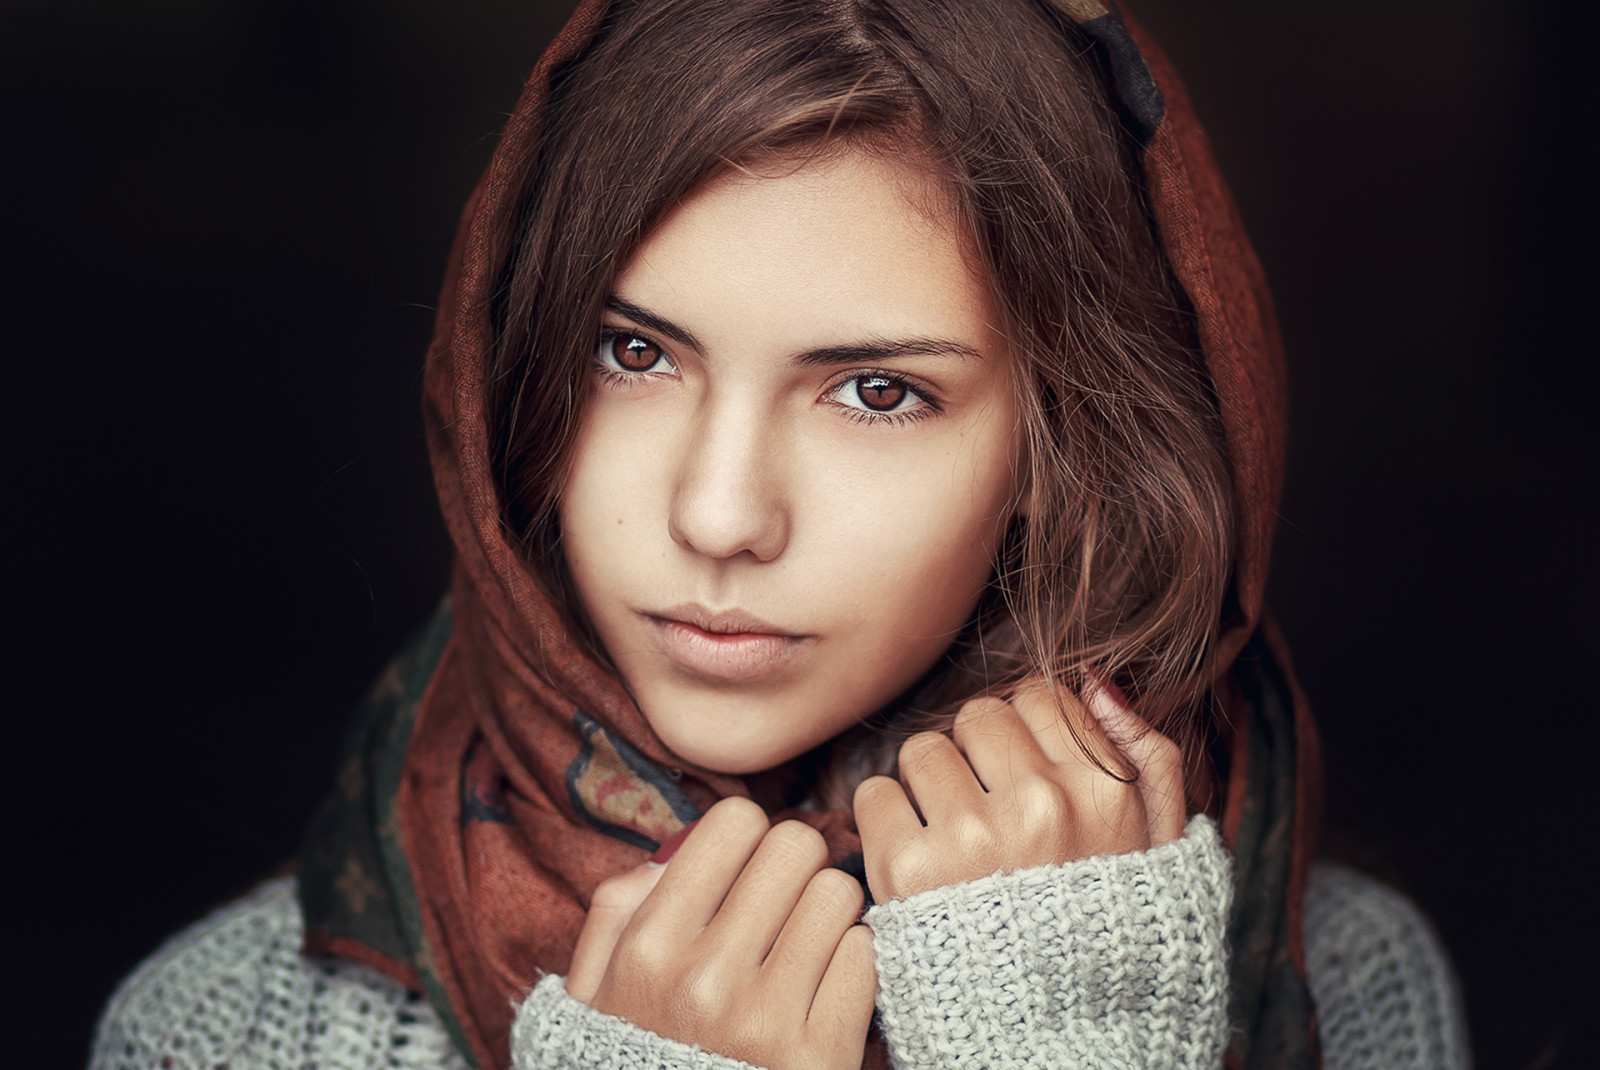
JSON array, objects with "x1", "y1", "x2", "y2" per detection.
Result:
[{"x1": 648, "y1": 603, "x2": 804, "y2": 638}]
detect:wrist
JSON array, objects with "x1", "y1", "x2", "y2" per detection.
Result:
[
  {"x1": 863, "y1": 815, "x2": 1232, "y2": 1069},
  {"x1": 513, "y1": 974, "x2": 767, "y2": 1070}
]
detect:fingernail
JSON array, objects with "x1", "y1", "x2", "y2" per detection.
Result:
[{"x1": 649, "y1": 820, "x2": 698, "y2": 864}]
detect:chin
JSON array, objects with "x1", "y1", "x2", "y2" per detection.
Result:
[
  {"x1": 642, "y1": 696, "x2": 833, "y2": 777},
  {"x1": 655, "y1": 729, "x2": 795, "y2": 776}
]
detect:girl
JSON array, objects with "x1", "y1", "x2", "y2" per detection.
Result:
[{"x1": 92, "y1": 0, "x2": 1467, "y2": 1067}]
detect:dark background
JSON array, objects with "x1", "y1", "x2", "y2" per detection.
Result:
[{"x1": 5, "y1": 0, "x2": 1595, "y2": 1067}]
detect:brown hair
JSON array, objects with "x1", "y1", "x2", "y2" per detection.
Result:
[{"x1": 486, "y1": 0, "x2": 1234, "y2": 773}]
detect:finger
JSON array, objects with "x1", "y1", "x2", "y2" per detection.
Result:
[
  {"x1": 807, "y1": 924, "x2": 877, "y2": 1062},
  {"x1": 649, "y1": 820, "x2": 698, "y2": 864},
  {"x1": 950, "y1": 696, "x2": 1058, "y2": 794},
  {"x1": 633, "y1": 796, "x2": 770, "y2": 934},
  {"x1": 1014, "y1": 677, "x2": 1148, "y2": 853},
  {"x1": 894, "y1": 730, "x2": 986, "y2": 823},
  {"x1": 853, "y1": 775, "x2": 924, "y2": 904},
  {"x1": 1010, "y1": 678, "x2": 1132, "y2": 777},
  {"x1": 762, "y1": 866, "x2": 864, "y2": 998},
  {"x1": 568, "y1": 861, "x2": 666, "y2": 1003},
  {"x1": 706, "y1": 820, "x2": 829, "y2": 961},
  {"x1": 1084, "y1": 668, "x2": 1186, "y2": 846}
]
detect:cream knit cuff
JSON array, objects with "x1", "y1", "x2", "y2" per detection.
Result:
[
  {"x1": 513, "y1": 817, "x2": 1231, "y2": 1070},
  {"x1": 512, "y1": 973, "x2": 761, "y2": 1070},
  {"x1": 863, "y1": 814, "x2": 1233, "y2": 1070}
]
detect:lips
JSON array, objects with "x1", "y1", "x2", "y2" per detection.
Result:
[{"x1": 644, "y1": 603, "x2": 812, "y2": 681}]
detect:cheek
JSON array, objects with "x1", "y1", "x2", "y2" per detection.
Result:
[
  {"x1": 895, "y1": 501, "x2": 1006, "y2": 620},
  {"x1": 915, "y1": 415, "x2": 1022, "y2": 610},
  {"x1": 821, "y1": 424, "x2": 1018, "y2": 628},
  {"x1": 559, "y1": 410, "x2": 669, "y2": 598}
]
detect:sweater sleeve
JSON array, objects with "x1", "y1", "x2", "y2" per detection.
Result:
[
  {"x1": 88, "y1": 878, "x2": 471, "y2": 1070},
  {"x1": 89, "y1": 844, "x2": 1469, "y2": 1070},
  {"x1": 510, "y1": 819, "x2": 1228, "y2": 1070},
  {"x1": 862, "y1": 814, "x2": 1232, "y2": 1070},
  {"x1": 1305, "y1": 864, "x2": 1471, "y2": 1070},
  {"x1": 510, "y1": 974, "x2": 763, "y2": 1070}
]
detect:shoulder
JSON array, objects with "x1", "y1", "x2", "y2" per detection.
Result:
[
  {"x1": 90, "y1": 877, "x2": 469, "y2": 1070},
  {"x1": 1304, "y1": 862, "x2": 1471, "y2": 1070}
]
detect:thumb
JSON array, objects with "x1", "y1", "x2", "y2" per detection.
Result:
[{"x1": 566, "y1": 860, "x2": 666, "y2": 1003}]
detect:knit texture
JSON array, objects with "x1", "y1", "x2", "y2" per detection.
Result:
[
  {"x1": 511, "y1": 974, "x2": 759, "y2": 1070},
  {"x1": 90, "y1": 880, "x2": 470, "y2": 1070},
  {"x1": 865, "y1": 815, "x2": 1232, "y2": 1070},
  {"x1": 90, "y1": 834, "x2": 1467, "y2": 1070},
  {"x1": 1304, "y1": 865, "x2": 1471, "y2": 1070}
]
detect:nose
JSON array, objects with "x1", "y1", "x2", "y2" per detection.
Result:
[{"x1": 668, "y1": 402, "x2": 790, "y2": 563}]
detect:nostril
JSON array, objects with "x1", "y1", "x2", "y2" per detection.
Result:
[{"x1": 668, "y1": 438, "x2": 789, "y2": 563}]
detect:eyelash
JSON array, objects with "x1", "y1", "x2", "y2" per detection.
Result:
[
  {"x1": 594, "y1": 329, "x2": 943, "y2": 426},
  {"x1": 595, "y1": 328, "x2": 679, "y2": 385},
  {"x1": 822, "y1": 368, "x2": 942, "y2": 426}
]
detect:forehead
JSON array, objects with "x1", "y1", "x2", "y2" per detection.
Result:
[{"x1": 614, "y1": 148, "x2": 999, "y2": 355}]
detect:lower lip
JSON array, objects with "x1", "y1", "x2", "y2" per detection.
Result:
[{"x1": 648, "y1": 618, "x2": 809, "y2": 681}]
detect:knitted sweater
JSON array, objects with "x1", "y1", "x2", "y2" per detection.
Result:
[{"x1": 89, "y1": 818, "x2": 1469, "y2": 1070}]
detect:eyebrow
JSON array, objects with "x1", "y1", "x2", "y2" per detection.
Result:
[
  {"x1": 605, "y1": 296, "x2": 704, "y2": 353},
  {"x1": 604, "y1": 295, "x2": 985, "y2": 366}
]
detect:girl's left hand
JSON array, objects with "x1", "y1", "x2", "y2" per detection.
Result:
[{"x1": 853, "y1": 675, "x2": 1186, "y2": 902}]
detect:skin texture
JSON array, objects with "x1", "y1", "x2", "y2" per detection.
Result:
[
  {"x1": 558, "y1": 149, "x2": 1021, "y2": 776},
  {"x1": 853, "y1": 677, "x2": 1186, "y2": 901},
  {"x1": 565, "y1": 680, "x2": 1186, "y2": 1070},
  {"x1": 559, "y1": 148, "x2": 1189, "y2": 1068},
  {"x1": 567, "y1": 802, "x2": 878, "y2": 1070}
]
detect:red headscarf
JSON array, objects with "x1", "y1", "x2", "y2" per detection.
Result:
[{"x1": 298, "y1": 2, "x2": 1324, "y2": 1068}]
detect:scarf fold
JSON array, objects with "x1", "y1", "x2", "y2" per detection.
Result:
[
  {"x1": 299, "y1": 2, "x2": 1324, "y2": 1068},
  {"x1": 298, "y1": 593, "x2": 866, "y2": 1067},
  {"x1": 300, "y1": 604, "x2": 1319, "y2": 1070}
]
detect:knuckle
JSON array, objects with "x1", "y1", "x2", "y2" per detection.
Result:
[
  {"x1": 677, "y1": 960, "x2": 732, "y2": 1021},
  {"x1": 841, "y1": 922, "x2": 877, "y2": 958},
  {"x1": 950, "y1": 811, "x2": 996, "y2": 854},
  {"x1": 953, "y1": 696, "x2": 1009, "y2": 732},
  {"x1": 767, "y1": 820, "x2": 828, "y2": 869},
  {"x1": 1145, "y1": 732, "x2": 1183, "y2": 774},
  {"x1": 610, "y1": 928, "x2": 672, "y2": 978},
  {"x1": 1053, "y1": 688, "x2": 1090, "y2": 725},
  {"x1": 1021, "y1": 679, "x2": 1077, "y2": 719},
  {"x1": 883, "y1": 842, "x2": 937, "y2": 893},
  {"x1": 1013, "y1": 777, "x2": 1069, "y2": 826},
  {"x1": 589, "y1": 874, "x2": 638, "y2": 912},
  {"x1": 1093, "y1": 765, "x2": 1143, "y2": 804},
  {"x1": 1082, "y1": 732, "x2": 1136, "y2": 780},
  {"x1": 1010, "y1": 677, "x2": 1053, "y2": 707},
  {"x1": 853, "y1": 774, "x2": 897, "y2": 808},
  {"x1": 1087, "y1": 773, "x2": 1145, "y2": 828},
  {"x1": 806, "y1": 866, "x2": 865, "y2": 915},
  {"x1": 706, "y1": 796, "x2": 769, "y2": 837},
  {"x1": 899, "y1": 731, "x2": 950, "y2": 772}
]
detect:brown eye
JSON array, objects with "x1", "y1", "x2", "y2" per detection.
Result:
[
  {"x1": 606, "y1": 333, "x2": 665, "y2": 372},
  {"x1": 854, "y1": 375, "x2": 908, "y2": 411},
  {"x1": 601, "y1": 331, "x2": 672, "y2": 374}
]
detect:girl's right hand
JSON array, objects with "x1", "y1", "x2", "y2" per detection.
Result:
[{"x1": 565, "y1": 797, "x2": 877, "y2": 1070}]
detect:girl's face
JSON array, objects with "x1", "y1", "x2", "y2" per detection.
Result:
[{"x1": 559, "y1": 148, "x2": 1021, "y2": 775}]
